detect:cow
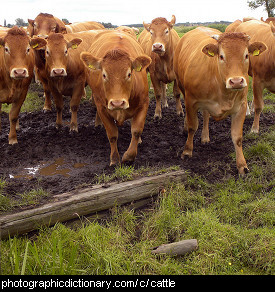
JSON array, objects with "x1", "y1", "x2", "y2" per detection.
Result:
[
  {"x1": 115, "y1": 26, "x2": 139, "y2": 39},
  {"x1": 65, "y1": 21, "x2": 105, "y2": 33},
  {"x1": 0, "y1": 27, "x2": 45, "y2": 144},
  {"x1": 138, "y1": 15, "x2": 183, "y2": 119},
  {"x1": 261, "y1": 17, "x2": 275, "y2": 25},
  {"x1": 225, "y1": 19, "x2": 242, "y2": 33},
  {"x1": 173, "y1": 27, "x2": 266, "y2": 175},
  {"x1": 27, "y1": 13, "x2": 67, "y2": 37},
  {"x1": 31, "y1": 31, "x2": 98, "y2": 131},
  {"x1": 81, "y1": 31, "x2": 151, "y2": 165},
  {"x1": 27, "y1": 13, "x2": 68, "y2": 112},
  {"x1": 232, "y1": 20, "x2": 275, "y2": 133}
]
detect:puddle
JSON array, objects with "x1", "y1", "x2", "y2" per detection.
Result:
[{"x1": 9, "y1": 157, "x2": 87, "y2": 179}]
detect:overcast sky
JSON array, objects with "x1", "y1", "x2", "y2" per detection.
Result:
[{"x1": 1, "y1": 0, "x2": 269, "y2": 26}]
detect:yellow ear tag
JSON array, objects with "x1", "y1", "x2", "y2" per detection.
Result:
[
  {"x1": 135, "y1": 65, "x2": 142, "y2": 72},
  {"x1": 71, "y1": 44, "x2": 78, "y2": 49},
  {"x1": 88, "y1": 64, "x2": 96, "y2": 70},
  {"x1": 253, "y1": 49, "x2": 260, "y2": 56},
  {"x1": 208, "y1": 51, "x2": 215, "y2": 57},
  {"x1": 32, "y1": 43, "x2": 39, "y2": 49}
]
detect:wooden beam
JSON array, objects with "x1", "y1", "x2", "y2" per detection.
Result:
[{"x1": 0, "y1": 170, "x2": 186, "y2": 239}]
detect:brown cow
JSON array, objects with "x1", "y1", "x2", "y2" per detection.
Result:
[
  {"x1": 28, "y1": 13, "x2": 68, "y2": 112},
  {"x1": 115, "y1": 26, "x2": 139, "y2": 39},
  {"x1": 233, "y1": 20, "x2": 275, "y2": 133},
  {"x1": 65, "y1": 21, "x2": 105, "y2": 33},
  {"x1": 81, "y1": 31, "x2": 151, "y2": 165},
  {"x1": 173, "y1": 27, "x2": 266, "y2": 175},
  {"x1": 32, "y1": 31, "x2": 98, "y2": 131},
  {"x1": 138, "y1": 15, "x2": 183, "y2": 119},
  {"x1": 27, "y1": 13, "x2": 67, "y2": 37},
  {"x1": 0, "y1": 27, "x2": 45, "y2": 144}
]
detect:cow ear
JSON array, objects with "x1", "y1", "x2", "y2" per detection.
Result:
[
  {"x1": 0, "y1": 38, "x2": 4, "y2": 48},
  {"x1": 30, "y1": 37, "x2": 47, "y2": 50},
  {"x1": 202, "y1": 43, "x2": 219, "y2": 57},
  {"x1": 28, "y1": 19, "x2": 34, "y2": 26},
  {"x1": 67, "y1": 38, "x2": 82, "y2": 49},
  {"x1": 81, "y1": 52, "x2": 102, "y2": 70},
  {"x1": 248, "y1": 41, "x2": 267, "y2": 56},
  {"x1": 132, "y1": 55, "x2": 151, "y2": 72},
  {"x1": 169, "y1": 15, "x2": 176, "y2": 28},
  {"x1": 60, "y1": 27, "x2": 67, "y2": 34},
  {"x1": 143, "y1": 21, "x2": 150, "y2": 32},
  {"x1": 270, "y1": 21, "x2": 275, "y2": 36}
]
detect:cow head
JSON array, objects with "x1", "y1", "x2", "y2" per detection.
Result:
[
  {"x1": 0, "y1": 27, "x2": 44, "y2": 79},
  {"x1": 143, "y1": 15, "x2": 176, "y2": 56},
  {"x1": 202, "y1": 32, "x2": 266, "y2": 90},
  {"x1": 28, "y1": 13, "x2": 67, "y2": 38},
  {"x1": 81, "y1": 49, "x2": 151, "y2": 110},
  {"x1": 31, "y1": 33, "x2": 82, "y2": 77}
]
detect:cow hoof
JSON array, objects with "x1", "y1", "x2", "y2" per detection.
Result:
[
  {"x1": 201, "y1": 138, "x2": 210, "y2": 144},
  {"x1": 8, "y1": 139, "x2": 18, "y2": 145},
  {"x1": 154, "y1": 114, "x2": 162, "y2": 120},
  {"x1": 181, "y1": 150, "x2": 192, "y2": 159},
  {"x1": 177, "y1": 111, "x2": 184, "y2": 117},
  {"x1": 250, "y1": 127, "x2": 259, "y2": 134},
  {"x1": 238, "y1": 166, "x2": 249, "y2": 176},
  {"x1": 70, "y1": 124, "x2": 78, "y2": 132},
  {"x1": 55, "y1": 124, "x2": 63, "y2": 130},
  {"x1": 43, "y1": 107, "x2": 52, "y2": 113}
]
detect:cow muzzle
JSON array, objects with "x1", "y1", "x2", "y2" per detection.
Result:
[
  {"x1": 10, "y1": 68, "x2": 29, "y2": 79},
  {"x1": 108, "y1": 99, "x2": 129, "y2": 110},
  {"x1": 50, "y1": 68, "x2": 67, "y2": 77},
  {"x1": 152, "y1": 43, "x2": 165, "y2": 55},
  {"x1": 226, "y1": 77, "x2": 247, "y2": 90}
]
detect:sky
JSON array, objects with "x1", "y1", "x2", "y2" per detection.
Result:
[{"x1": 0, "y1": 0, "x2": 269, "y2": 26}]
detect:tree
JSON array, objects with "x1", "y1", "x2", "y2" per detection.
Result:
[
  {"x1": 15, "y1": 18, "x2": 28, "y2": 27},
  {"x1": 248, "y1": 0, "x2": 275, "y2": 17}
]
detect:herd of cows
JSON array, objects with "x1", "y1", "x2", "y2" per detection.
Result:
[{"x1": 0, "y1": 13, "x2": 274, "y2": 175}]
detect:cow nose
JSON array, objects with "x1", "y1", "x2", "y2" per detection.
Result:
[
  {"x1": 51, "y1": 68, "x2": 66, "y2": 77},
  {"x1": 228, "y1": 77, "x2": 246, "y2": 89},
  {"x1": 108, "y1": 99, "x2": 129, "y2": 110},
  {"x1": 11, "y1": 68, "x2": 28, "y2": 79},
  {"x1": 152, "y1": 43, "x2": 164, "y2": 52}
]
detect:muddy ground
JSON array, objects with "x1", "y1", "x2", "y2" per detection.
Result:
[{"x1": 0, "y1": 84, "x2": 274, "y2": 209}]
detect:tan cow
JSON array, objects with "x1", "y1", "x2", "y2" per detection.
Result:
[
  {"x1": 261, "y1": 17, "x2": 275, "y2": 26},
  {"x1": 233, "y1": 20, "x2": 275, "y2": 133},
  {"x1": 138, "y1": 15, "x2": 183, "y2": 119},
  {"x1": 65, "y1": 21, "x2": 105, "y2": 33},
  {"x1": 32, "y1": 31, "x2": 98, "y2": 131},
  {"x1": 0, "y1": 27, "x2": 45, "y2": 144},
  {"x1": 174, "y1": 27, "x2": 266, "y2": 175},
  {"x1": 81, "y1": 31, "x2": 151, "y2": 165},
  {"x1": 115, "y1": 26, "x2": 139, "y2": 39}
]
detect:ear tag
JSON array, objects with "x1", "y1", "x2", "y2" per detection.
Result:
[
  {"x1": 32, "y1": 43, "x2": 39, "y2": 49},
  {"x1": 135, "y1": 65, "x2": 142, "y2": 72},
  {"x1": 88, "y1": 64, "x2": 96, "y2": 70},
  {"x1": 71, "y1": 44, "x2": 78, "y2": 49},
  {"x1": 208, "y1": 51, "x2": 215, "y2": 57},
  {"x1": 253, "y1": 49, "x2": 260, "y2": 56}
]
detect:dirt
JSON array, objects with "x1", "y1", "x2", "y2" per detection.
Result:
[{"x1": 0, "y1": 83, "x2": 274, "y2": 208}]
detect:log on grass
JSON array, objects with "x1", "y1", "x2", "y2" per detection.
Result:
[
  {"x1": 0, "y1": 169, "x2": 186, "y2": 239},
  {"x1": 152, "y1": 239, "x2": 198, "y2": 256}
]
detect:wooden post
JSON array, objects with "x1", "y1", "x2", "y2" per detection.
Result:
[{"x1": 0, "y1": 170, "x2": 186, "y2": 239}]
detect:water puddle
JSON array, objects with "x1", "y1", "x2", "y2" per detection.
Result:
[{"x1": 9, "y1": 157, "x2": 87, "y2": 179}]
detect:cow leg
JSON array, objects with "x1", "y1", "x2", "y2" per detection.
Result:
[
  {"x1": 122, "y1": 102, "x2": 148, "y2": 163},
  {"x1": 42, "y1": 83, "x2": 52, "y2": 112},
  {"x1": 161, "y1": 82, "x2": 168, "y2": 108},
  {"x1": 201, "y1": 110, "x2": 210, "y2": 144},
  {"x1": 151, "y1": 74, "x2": 162, "y2": 119},
  {"x1": 0, "y1": 103, "x2": 2, "y2": 132},
  {"x1": 52, "y1": 91, "x2": 64, "y2": 129},
  {"x1": 231, "y1": 102, "x2": 248, "y2": 175},
  {"x1": 8, "y1": 97, "x2": 25, "y2": 145},
  {"x1": 173, "y1": 80, "x2": 184, "y2": 116},
  {"x1": 70, "y1": 83, "x2": 84, "y2": 132},
  {"x1": 98, "y1": 108, "x2": 120, "y2": 166},
  {"x1": 251, "y1": 78, "x2": 264, "y2": 133},
  {"x1": 181, "y1": 98, "x2": 198, "y2": 158}
]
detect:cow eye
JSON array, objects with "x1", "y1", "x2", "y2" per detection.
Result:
[
  {"x1": 102, "y1": 73, "x2": 107, "y2": 79},
  {"x1": 46, "y1": 49, "x2": 49, "y2": 56},
  {"x1": 26, "y1": 47, "x2": 30, "y2": 54},
  {"x1": 64, "y1": 49, "x2": 68, "y2": 55},
  {"x1": 245, "y1": 54, "x2": 249, "y2": 60},
  {"x1": 219, "y1": 54, "x2": 224, "y2": 61},
  {"x1": 165, "y1": 29, "x2": 169, "y2": 34},
  {"x1": 4, "y1": 47, "x2": 10, "y2": 54},
  {"x1": 52, "y1": 27, "x2": 56, "y2": 31},
  {"x1": 127, "y1": 72, "x2": 131, "y2": 79}
]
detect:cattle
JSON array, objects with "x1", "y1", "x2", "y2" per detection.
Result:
[
  {"x1": 65, "y1": 21, "x2": 105, "y2": 33},
  {"x1": 115, "y1": 26, "x2": 139, "y2": 39},
  {"x1": 0, "y1": 27, "x2": 45, "y2": 144},
  {"x1": 81, "y1": 31, "x2": 151, "y2": 165},
  {"x1": 225, "y1": 19, "x2": 242, "y2": 32},
  {"x1": 27, "y1": 13, "x2": 67, "y2": 37},
  {"x1": 232, "y1": 20, "x2": 274, "y2": 133},
  {"x1": 31, "y1": 31, "x2": 98, "y2": 131},
  {"x1": 173, "y1": 27, "x2": 266, "y2": 175},
  {"x1": 261, "y1": 17, "x2": 275, "y2": 25},
  {"x1": 138, "y1": 15, "x2": 183, "y2": 119}
]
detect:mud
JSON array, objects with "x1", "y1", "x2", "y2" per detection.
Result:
[{"x1": 0, "y1": 83, "x2": 274, "y2": 208}]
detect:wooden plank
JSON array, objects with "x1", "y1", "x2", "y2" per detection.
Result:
[{"x1": 0, "y1": 170, "x2": 186, "y2": 239}]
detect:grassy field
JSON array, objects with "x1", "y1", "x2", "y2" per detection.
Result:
[{"x1": 0, "y1": 25, "x2": 274, "y2": 275}]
